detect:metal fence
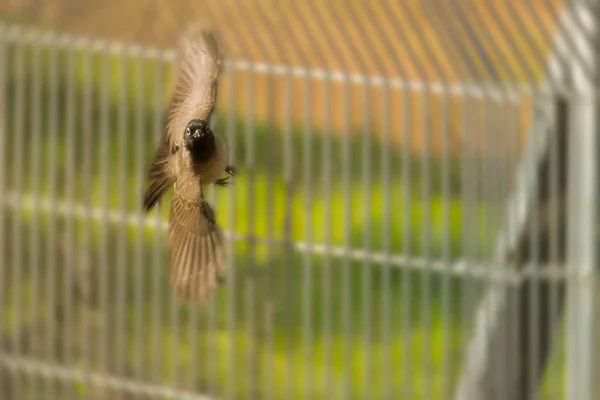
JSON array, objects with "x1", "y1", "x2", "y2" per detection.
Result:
[{"x1": 0, "y1": 1, "x2": 598, "y2": 399}]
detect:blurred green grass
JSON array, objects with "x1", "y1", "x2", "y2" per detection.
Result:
[{"x1": 0, "y1": 45, "x2": 568, "y2": 399}]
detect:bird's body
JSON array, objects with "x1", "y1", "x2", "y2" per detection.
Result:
[{"x1": 143, "y1": 25, "x2": 236, "y2": 303}]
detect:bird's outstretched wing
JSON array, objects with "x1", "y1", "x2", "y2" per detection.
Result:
[
  {"x1": 165, "y1": 24, "x2": 221, "y2": 152},
  {"x1": 143, "y1": 25, "x2": 221, "y2": 212},
  {"x1": 143, "y1": 139, "x2": 175, "y2": 212},
  {"x1": 168, "y1": 190, "x2": 227, "y2": 303}
]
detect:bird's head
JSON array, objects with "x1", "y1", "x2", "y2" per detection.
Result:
[
  {"x1": 184, "y1": 118, "x2": 212, "y2": 143},
  {"x1": 183, "y1": 118, "x2": 216, "y2": 162}
]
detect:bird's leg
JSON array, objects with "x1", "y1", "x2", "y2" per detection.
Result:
[
  {"x1": 216, "y1": 165, "x2": 238, "y2": 187},
  {"x1": 225, "y1": 165, "x2": 238, "y2": 176}
]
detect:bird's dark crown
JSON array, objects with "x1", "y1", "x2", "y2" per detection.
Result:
[{"x1": 184, "y1": 119, "x2": 216, "y2": 163}]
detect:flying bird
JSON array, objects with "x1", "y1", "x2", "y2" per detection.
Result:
[{"x1": 143, "y1": 25, "x2": 236, "y2": 303}]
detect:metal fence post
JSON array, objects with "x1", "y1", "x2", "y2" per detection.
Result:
[
  {"x1": 565, "y1": 2, "x2": 599, "y2": 399},
  {"x1": 452, "y1": 2, "x2": 597, "y2": 399}
]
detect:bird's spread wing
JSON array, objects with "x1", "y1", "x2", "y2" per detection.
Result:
[
  {"x1": 165, "y1": 24, "x2": 221, "y2": 152},
  {"x1": 143, "y1": 139, "x2": 176, "y2": 212},
  {"x1": 168, "y1": 190, "x2": 227, "y2": 303}
]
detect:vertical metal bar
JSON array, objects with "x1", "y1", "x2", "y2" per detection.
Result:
[
  {"x1": 566, "y1": 93, "x2": 598, "y2": 400},
  {"x1": 151, "y1": 52, "x2": 164, "y2": 386},
  {"x1": 421, "y1": 89, "x2": 432, "y2": 400},
  {"x1": 302, "y1": 70, "x2": 313, "y2": 398},
  {"x1": 481, "y1": 93, "x2": 490, "y2": 348},
  {"x1": 499, "y1": 96, "x2": 511, "y2": 399},
  {"x1": 401, "y1": 86, "x2": 412, "y2": 400},
  {"x1": 116, "y1": 51, "x2": 129, "y2": 394},
  {"x1": 134, "y1": 50, "x2": 145, "y2": 382},
  {"x1": 341, "y1": 77, "x2": 352, "y2": 400},
  {"x1": 207, "y1": 126, "x2": 221, "y2": 391},
  {"x1": 11, "y1": 34, "x2": 26, "y2": 381},
  {"x1": 460, "y1": 90, "x2": 471, "y2": 400},
  {"x1": 98, "y1": 43, "x2": 110, "y2": 378},
  {"x1": 509, "y1": 93, "x2": 521, "y2": 399},
  {"x1": 282, "y1": 70, "x2": 294, "y2": 400},
  {"x1": 81, "y1": 44, "x2": 94, "y2": 396},
  {"x1": 529, "y1": 112, "x2": 541, "y2": 400},
  {"x1": 496, "y1": 95, "x2": 509, "y2": 399},
  {"x1": 264, "y1": 63, "x2": 276, "y2": 400},
  {"x1": 381, "y1": 81, "x2": 392, "y2": 400},
  {"x1": 29, "y1": 32, "x2": 42, "y2": 395},
  {"x1": 63, "y1": 42, "x2": 76, "y2": 400},
  {"x1": 468, "y1": 95, "x2": 480, "y2": 358},
  {"x1": 511, "y1": 93, "x2": 522, "y2": 396},
  {"x1": 202, "y1": 111, "x2": 216, "y2": 391},
  {"x1": 548, "y1": 94, "x2": 561, "y2": 399},
  {"x1": 205, "y1": 159, "x2": 215, "y2": 386},
  {"x1": 481, "y1": 91, "x2": 491, "y2": 395},
  {"x1": 566, "y1": 3, "x2": 598, "y2": 395},
  {"x1": 498, "y1": 86, "x2": 510, "y2": 400},
  {"x1": 362, "y1": 80, "x2": 373, "y2": 400},
  {"x1": 0, "y1": 26, "x2": 7, "y2": 399},
  {"x1": 169, "y1": 64, "x2": 180, "y2": 390},
  {"x1": 484, "y1": 92, "x2": 496, "y2": 396},
  {"x1": 45, "y1": 38, "x2": 59, "y2": 399},
  {"x1": 441, "y1": 89, "x2": 451, "y2": 398},
  {"x1": 245, "y1": 68, "x2": 256, "y2": 399},
  {"x1": 206, "y1": 121, "x2": 218, "y2": 392},
  {"x1": 226, "y1": 69, "x2": 238, "y2": 400},
  {"x1": 322, "y1": 74, "x2": 333, "y2": 400}
]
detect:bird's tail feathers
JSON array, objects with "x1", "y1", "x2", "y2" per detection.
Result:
[{"x1": 168, "y1": 193, "x2": 227, "y2": 304}]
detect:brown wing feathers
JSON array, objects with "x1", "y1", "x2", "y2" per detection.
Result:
[
  {"x1": 166, "y1": 26, "x2": 221, "y2": 149},
  {"x1": 168, "y1": 193, "x2": 226, "y2": 302},
  {"x1": 143, "y1": 140, "x2": 174, "y2": 212}
]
